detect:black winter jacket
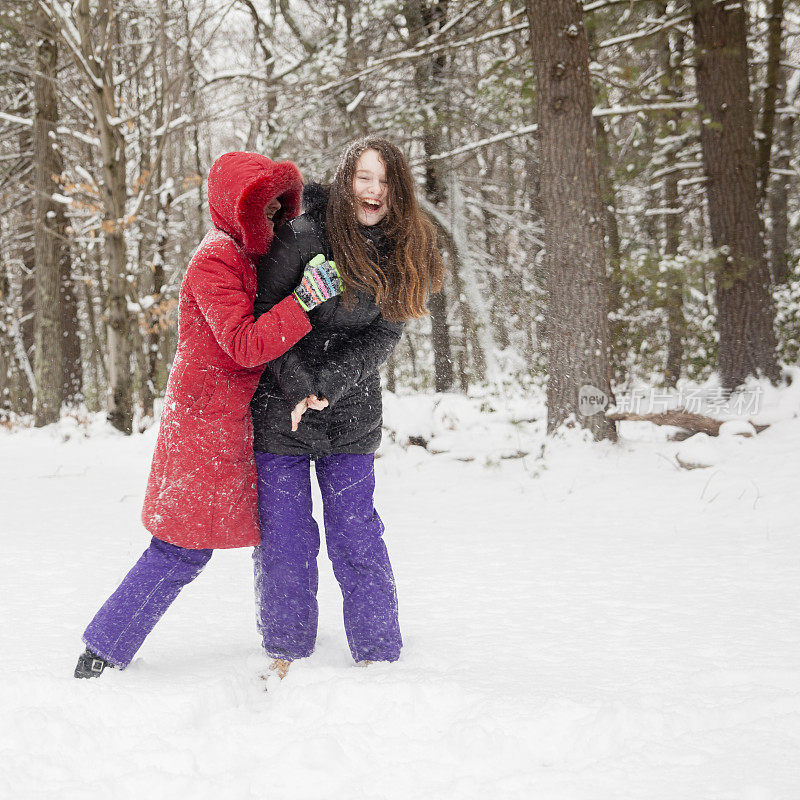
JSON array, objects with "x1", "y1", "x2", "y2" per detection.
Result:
[{"x1": 250, "y1": 184, "x2": 404, "y2": 457}]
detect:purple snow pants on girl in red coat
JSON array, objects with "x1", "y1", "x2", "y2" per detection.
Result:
[
  {"x1": 253, "y1": 452, "x2": 402, "y2": 663},
  {"x1": 82, "y1": 538, "x2": 213, "y2": 667}
]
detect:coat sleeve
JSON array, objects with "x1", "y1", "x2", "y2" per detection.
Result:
[
  {"x1": 254, "y1": 220, "x2": 316, "y2": 406},
  {"x1": 187, "y1": 248, "x2": 311, "y2": 369},
  {"x1": 315, "y1": 315, "x2": 404, "y2": 406}
]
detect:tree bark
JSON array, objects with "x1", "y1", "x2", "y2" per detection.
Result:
[
  {"x1": 60, "y1": 242, "x2": 82, "y2": 404},
  {"x1": 756, "y1": 0, "x2": 784, "y2": 203},
  {"x1": 586, "y1": 25, "x2": 623, "y2": 383},
  {"x1": 385, "y1": 348, "x2": 397, "y2": 393},
  {"x1": 657, "y1": 9, "x2": 686, "y2": 388},
  {"x1": 0, "y1": 245, "x2": 25, "y2": 414},
  {"x1": 525, "y1": 0, "x2": 616, "y2": 440},
  {"x1": 418, "y1": 185, "x2": 500, "y2": 385},
  {"x1": 428, "y1": 290, "x2": 454, "y2": 392},
  {"x1": 50, "y1": 24, "x2": 82, "y2": 408},
  {"x1": 403, "y1": 0, "x2": 455, "y2": 393},
  {"x1": 0, "y1": 283, "x2": 35, "y2": 415},
  {"x1": 182, "y1": 2, "x2": 205, "y2": 247},
  {"x1": 593, "y1": 115, "x2": 624, "y2": 382},
  {"x1": 662, "y1": 166, "x2": 685, "y2": 389},
  {"x1": 690, "y1": 0, "x2": 780, "y2": 390},
  {"x1": 769, "y1": 69, "x2": 796, "y2": 284},
  {"x1": 32, "y1": 10, "x2": 64, "y2": 425},
  {"x1": 74, "y1": 0, "x2": 133, "y2": 433},
  {"x1": 17, "y1": 99, "x2": 36, "y2": 415}
]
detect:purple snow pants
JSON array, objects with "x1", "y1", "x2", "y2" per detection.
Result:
[
  {"x1": 253, "y1": 452, "x2": 402, "y2": 663},
  {"x1": 82, "y1": 538, "x2": 213, "y2": 667}
]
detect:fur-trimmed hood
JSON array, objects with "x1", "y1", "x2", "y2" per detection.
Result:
[{"x1": 208, "y1": 152, "x2": 302, "y2": 257}]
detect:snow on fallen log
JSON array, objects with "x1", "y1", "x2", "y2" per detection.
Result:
[{"x1": 606, "y1": 408, "x2": 768, "y2": 438}]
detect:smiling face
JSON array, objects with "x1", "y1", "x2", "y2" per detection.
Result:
[
  {"x1": 352, "y1": 149, "x2": 389, "y2": 226},
  {"x1": 264, "y1": 196, "x2": 282, "y2": 229}
]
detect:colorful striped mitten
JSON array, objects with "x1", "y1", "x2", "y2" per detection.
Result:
[{"x1": 293, "y1": 253, "x2": 343, "y2": 311}]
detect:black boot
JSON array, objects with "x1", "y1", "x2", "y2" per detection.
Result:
[{"x1": 74, "y1": 648, "x2": 113, "y2": 679}]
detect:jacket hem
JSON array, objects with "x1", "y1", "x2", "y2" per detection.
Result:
[{"x1": 148, "y1": 529, "x2": 259, "y2": 550}]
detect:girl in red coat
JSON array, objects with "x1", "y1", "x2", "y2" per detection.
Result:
[{"x1": 74, "y1": 152, "x2": 341, "y2": 678}]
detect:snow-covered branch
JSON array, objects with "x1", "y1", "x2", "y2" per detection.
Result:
[
  {"x1": 412, "y1": 124, "x2": 539, "y2": 167},
  {"x1": 38, "y1": 1, "x2": 103, "y2": 91},
  {"x1": 593, "y1": 101, "x2": 698, "y2": 117},
  {"x1": 582, "y1": 0, "x2": 658, "y2": 9},
  {"x1": 0, "y1": 111, "x2": 30, "y2": 127},
  {"x1": 599, "y1": 14, "x2": 692, "y2": 49},
  {"x1": 0, "y1": 111, "x2": 99, "y2": 147},
  {"x1": 651, "y1": 161, "x2": 703, "y2": 179},
  {"x1": 202, "y1": 53, "x2": 314, "y2": 88},
  {"x1": 314, "y1": 22, "x2": 528, "y2": 94}
]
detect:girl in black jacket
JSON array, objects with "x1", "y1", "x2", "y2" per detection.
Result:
[{"x1": 251, "y1": 136, "x2": 444, "y2": 676}]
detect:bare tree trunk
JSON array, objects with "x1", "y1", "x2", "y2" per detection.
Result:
[
  {"x1": 46, "y1": 24, "x2": 83, "y2": 408},
  {"x1": 131, "y1": 10, "x2": 155, "y2": 421},
  {"x1": 586, "y1": 25, "x2": 623, "y2": 383},
  {"x1": 658, "y1": 10, "x2": 686, "y2": 388},
  {"x1": 662, "y1": 167, "x2": 685, "y2": 388},
  {"x1": 140, "y1": 0, "x2": 175, "y2": 414},
  {"x1": 341, "y1": 0, "x2": 369, "y2": 135},
  {"x1": 182, "y1": 2, "x2": 204, "y2": 244},
  {"x1": 60, "y1": 243, "x2": 82, "y2": 404},
  {"x1": 593, "y1": 115, "x2": 624, "y2": 381},
  {"x1": 691, "y1": 0, "x2": 780, "y2": 389},
  {"x1": 385, "y1": 348, "x2": 397, "y2": 393},
  {"x1": 756, "y1": 0, "x2": 784, "y2": 203},
  {"x1": 525, "y1": 0, "x2": 616, "y2": 440},
  {"x1": 0, "y1": 272, "x2": 35, "y2": 414},
  {"x1": 82, "y1": 268, "x2": 108, "y2": 402},
  {"x1": 419, "y1": 182, "x2": 500, "y2": 384},
  {"x1": 0, "y1": 255, "x2": 21, "y2": 413},
  {"x1": 240, "y1": 0, "x2": 280, "y2": 151},
  {"x1": 456, "y1": 293, "x2": 469, "y2": 392},
  {"x1": 0, "y1": 210, "x2": 36, "y2": 413},
  {"x1": 17, "y1": 101, "x2": 36, "y2": 414},
  {"x1": 404, "y1": 0, "x2": 455, "y2": 393},
  {"x1": 479, "y1": 164, "x2": 511, "y2": 351},
  {"x1": 20, "y1": 255, "x2": 35, "y2": 412},
  {"x1": 144, "y1": 191, "x2": 171, "y2": 413},
  {"x1": 0, "y1": 262, "x2": 10, "y2": 412},
  {"x1": 32, "y1": 10, "x2": 64, "y2": 425},
  {"x1": 428, "y1": 290, "x2": 454, "y2": 391},
  {"x1": 73, "y1": 0, "x2": 133, "y2": 432},
  {"x1": 405, "y1": 332, "x2": 419, "y2": 385},
  {"x1": 769, "y1": 70, "x2": 797, "y2": 284}
]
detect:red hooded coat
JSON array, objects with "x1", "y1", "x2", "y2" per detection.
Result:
[{"x1": 141, "y1": 152, "x2": 311, "y2": 549}]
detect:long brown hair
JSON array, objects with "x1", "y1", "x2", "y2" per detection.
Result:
[{"x1": 326, "y1": 136, "x2": 444, "y2": 322}]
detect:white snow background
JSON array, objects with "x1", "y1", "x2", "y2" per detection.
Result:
[{"x1": 2, "y1": 375, "x2": 800, "y2": 799}]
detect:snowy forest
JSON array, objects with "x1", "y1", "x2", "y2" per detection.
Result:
[{"x1": 2, "y1": 0, "x2": 798, "y2": 435}]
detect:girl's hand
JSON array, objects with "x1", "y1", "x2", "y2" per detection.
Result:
[
  {"x1": 290, "y1": 399, "x2": 308, "y2": 431},
  {"x1": 292, "y1": 254, "x2": 343, "y2": 311},
  {"x1": 290, "y1": 395, "x2": 329, "y2": 431}
]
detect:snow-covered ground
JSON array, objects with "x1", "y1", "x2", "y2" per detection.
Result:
[{"x1": 2, "y1": 377, "x2": 800, "y2": 799}]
